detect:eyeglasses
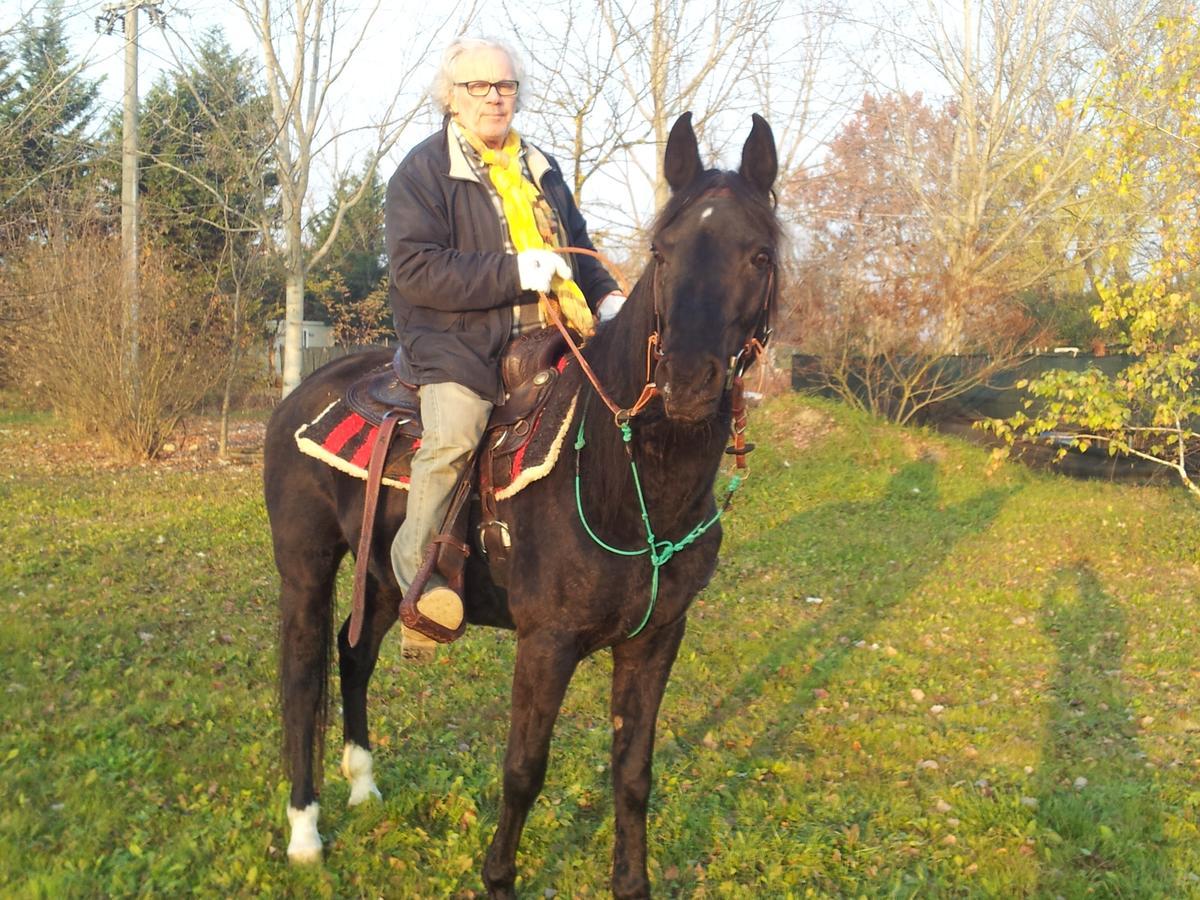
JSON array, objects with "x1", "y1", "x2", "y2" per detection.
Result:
[{"x1": 455, "y1": 80, "x2": 519, "y2": 97}]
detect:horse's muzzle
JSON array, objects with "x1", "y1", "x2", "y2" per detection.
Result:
[{"x1": 657, "y1": 354, "x2": 725, "y2": 423}]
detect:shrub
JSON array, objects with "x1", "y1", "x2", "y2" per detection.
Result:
[{"x1": 5, "y1": 232, "x2": 230, "y2": 457}]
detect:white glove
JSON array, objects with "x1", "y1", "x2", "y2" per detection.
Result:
[
  {"x1": 597, "y1": 291, "x2": 626, "y2": 322},
  {"x1": 517, "y1": 249, "x2": 572, "y2": 293}
]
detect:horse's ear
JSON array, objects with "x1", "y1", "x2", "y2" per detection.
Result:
[
  {"x1": 739, "y1": 114, "x2": 777, "y2": 197},
  {"x1": 664, "y1": 112, "x2": 703, "y2": 192}
]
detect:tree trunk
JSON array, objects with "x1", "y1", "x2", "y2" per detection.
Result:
[
  {"x1": 218, "y1": 282, "x2": 244, "y2": 460},
  {"x1": 282, "y1": 206, "x2": 306, "y2": 396}
]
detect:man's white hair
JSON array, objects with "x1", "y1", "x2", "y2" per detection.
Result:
[{"x1": 430, "y1": 37, "x2": 526, "y2": 116}]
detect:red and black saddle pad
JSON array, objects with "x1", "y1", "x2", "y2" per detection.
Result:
[
  {"x1": 294, "y1": 385, "x2": 578, "y2": 498},
  {"x1": 294, "y1": 400, "x2": 420, "y2": 489},
  {"x1": 489, "y1": 392, "x2": 578, "y2": 501}
]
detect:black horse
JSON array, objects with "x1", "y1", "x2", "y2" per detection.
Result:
[{"x1": 263, "y1": 112, "x2": 779, "y2": 898}]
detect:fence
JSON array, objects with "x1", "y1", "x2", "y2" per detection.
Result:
[
  {"x1": 300, "y1": 344, "x2": 394, "y2": 378},
  {"x1": 791, "y1": 352, "x2": 1133, "y2": 421}
]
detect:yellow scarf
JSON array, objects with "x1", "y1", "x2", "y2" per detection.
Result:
[{"x1": 459, "y1": 127, "x2": 595, "y2": 339}]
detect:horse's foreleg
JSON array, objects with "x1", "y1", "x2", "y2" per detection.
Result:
[
  {"x1": 337, "y1": 574, "x2": 399, "y2": 806},
  {"x1": 482, "y1": 634, "x2": 579, "y2": 899},
  {"x1": 609, "y1": 618, "x2": 686, "y2": 900},
  {"x1": 278, "y1": 561, "x2": 339, "y2": 864}
]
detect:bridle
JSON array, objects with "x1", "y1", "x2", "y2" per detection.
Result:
[
  {"x1": 547, "y1": 236, "x2": 776, "y2": 639},
  {"x1": 541, "y1": 246, "x2": 657, "y2": 424},
  {"x1": 545, "y1": 242, "x2": 776, "y2": 447}
]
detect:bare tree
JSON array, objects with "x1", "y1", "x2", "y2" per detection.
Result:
[
  {"x1": 868, "y1": 0, "x2": 1095, "y2": 352},
  {"x1": 751, "y1": 0, "x2": 855, "y2": 205},
  {"x1": 499, "y1": 1, "x2": 845, "y2": 255},
  {"x1": 596, "y1": 0, "x2": 783, "y2": 212},
  {"x1": 232, "y1": 0, "x2": 474, "y2": 396},
  {"x1": 504, "y1": 4, "x2": 632, "y2": 199},
  {"x1": 132, "y1": 28, "x2": 280, "y2": 454},
  {"x1": 499, "y1": 2, "x2": 644, "y2": 246}
]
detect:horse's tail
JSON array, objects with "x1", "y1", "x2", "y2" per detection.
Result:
[
  {"x1": 265, "y1": 395, "x2": 345, "y2": 796},
  {"x1": 277, "y1": 581, "x2": 337, "y2": 791}
]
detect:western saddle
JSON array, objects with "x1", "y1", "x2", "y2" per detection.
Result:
[{"x1": 342, "y1": 326, "x2": 568, "y2": 647}]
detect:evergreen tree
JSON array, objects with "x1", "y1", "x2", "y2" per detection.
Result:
[
  {"x1": 0, "y1": 0, "x2": 102, "y2": 247},
  {"x1": 304, "y1": 167, "x2": 387, "y2": 326},
  {"x1": 136, "y1": 29, "x2": 276, "y2": 283}
]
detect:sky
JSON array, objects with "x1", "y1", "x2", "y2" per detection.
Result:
[{"x1": 11, "y1": 0, "x2": 955, "y2": 239}]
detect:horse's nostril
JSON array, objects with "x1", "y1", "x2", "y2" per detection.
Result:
[{"x1": 709, "y1": 360, "x2": 722, "y2": 385}]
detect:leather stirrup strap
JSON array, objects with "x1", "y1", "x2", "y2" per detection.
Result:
[
  {"x1": 398, "y1": 452, "x2": 475, "y2": 644},
  {"x1": 349, "y1": 411, "x2": 402, "y2": 648}
]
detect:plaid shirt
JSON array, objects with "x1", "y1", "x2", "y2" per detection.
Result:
[{"x1": 451, "y1": 124, "x2": 563, "y2": 338}]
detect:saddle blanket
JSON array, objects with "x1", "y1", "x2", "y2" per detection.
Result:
[
  {"x1": 293, "y1": 393, "x2": 578, "y2": 499},
  {"x1": 294, "y1": 401, "x2": 419, "y2": 489}
]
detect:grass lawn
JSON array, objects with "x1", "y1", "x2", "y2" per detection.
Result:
[{"x1": 1, "y1": 395, "x2": 1198, "y2": 898}]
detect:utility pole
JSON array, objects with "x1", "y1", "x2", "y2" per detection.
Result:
[{"x1": 96, "y1": 1, "x2": 165, "y2": 412}]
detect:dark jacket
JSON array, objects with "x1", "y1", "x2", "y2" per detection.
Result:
[{"x1": 385, "y1": 124, "x2": 618, "y2": 403}]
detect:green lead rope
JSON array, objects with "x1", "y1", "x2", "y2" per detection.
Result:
[{"x1": 573, "y1": 398, "x2": 744, "y2": 638}]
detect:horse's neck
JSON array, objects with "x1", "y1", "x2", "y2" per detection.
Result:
[
  {"x1": 573, "y1": 374, "x2": 728, "y2": 543},
  {"x1": 583, "y1": 278, "x2": 656, "y2": 409}
]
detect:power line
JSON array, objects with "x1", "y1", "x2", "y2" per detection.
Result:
[{"x1": 95, "y1": 1, "x2": 165, "y2": 35}]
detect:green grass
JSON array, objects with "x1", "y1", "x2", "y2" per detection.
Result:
[{"x1": 2, "y1": 394, "x2": 1199, "y2": 897}]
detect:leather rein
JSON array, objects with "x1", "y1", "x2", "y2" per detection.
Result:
[{"x1": 544, "y1": 245, "x2": 774, "y2": 469}]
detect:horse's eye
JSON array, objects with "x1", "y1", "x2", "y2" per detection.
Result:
[
  {"x1": 651, "y1": 246, "x2": 665, "y2": 265},
  {"x1": 752, "y1": 251, "x2": 772, "y2": 269}
]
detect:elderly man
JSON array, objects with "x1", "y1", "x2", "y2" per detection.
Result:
[{"x1": 386, "y1": 37, "x2": 623, "y2": 660}]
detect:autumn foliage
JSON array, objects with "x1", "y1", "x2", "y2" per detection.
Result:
[
  {"x1": 4, "y1": 232, "x2": 232, "y2": 458},
  {"x1": 786, "y1": 93, "x2": 1040, "y2": 424},
  {"x1": 993, "y1": 16, "x2": 1200, "y2": 499}
]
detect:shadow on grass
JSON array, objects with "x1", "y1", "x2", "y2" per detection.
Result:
[
  {"x1": 1033, "y1": 564, "x2": 1172, "y2": 896},
  {"x1": 675, "y1": 459, "x2": 1014, "y2": 764},
  {"x1": 525, "y1": 460, "x2": 1016, "y2": 884}
]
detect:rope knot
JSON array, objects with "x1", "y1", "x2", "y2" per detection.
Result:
[{"x1": 651, "y1": 540, "x2": 675, "y2": 566}]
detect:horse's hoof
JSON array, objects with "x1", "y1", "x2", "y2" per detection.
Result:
[
  {"x1": 348, "y1": 782, "x2": 383, "y2": 806},
  {"x1": 342, "y1": 744, "x2": 383, "y2": 806},
  {"x1": 287, "y1": 802, "x2": 322, "y2": 863},
  {"x1": 287, "y1": 843, "x2": 322, "y2": 864}
]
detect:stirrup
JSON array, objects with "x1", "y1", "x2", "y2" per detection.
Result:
[{"x1": 400, "y1": 586, "x2": 463, "y2": 663}]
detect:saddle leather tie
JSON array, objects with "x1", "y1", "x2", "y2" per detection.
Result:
[{"x1": 349, "y1": 410, "x2": 403, "y2": 648}]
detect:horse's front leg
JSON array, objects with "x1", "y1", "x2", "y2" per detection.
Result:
[
  {"x1": 482, "y1": 632, "x2": 579, "y2": 899},
  {"x1": 337, "y1": 572, "x2": 399, "y2": 806},
  {"x1": 609, "y1": 617, "x2": 687, "y2": 900}
]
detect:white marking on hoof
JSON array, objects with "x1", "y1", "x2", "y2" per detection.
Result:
[
  {"x1": 341, "y1": 743, "x2": 382, "y2": 806},
  {"x1": 287, "y1": 802, "x2": 322, "y2": 863}
]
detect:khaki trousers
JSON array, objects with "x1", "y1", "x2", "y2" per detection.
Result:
[{"x1": 390, "y1": 381, "x2": 493, "y2": 594}]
